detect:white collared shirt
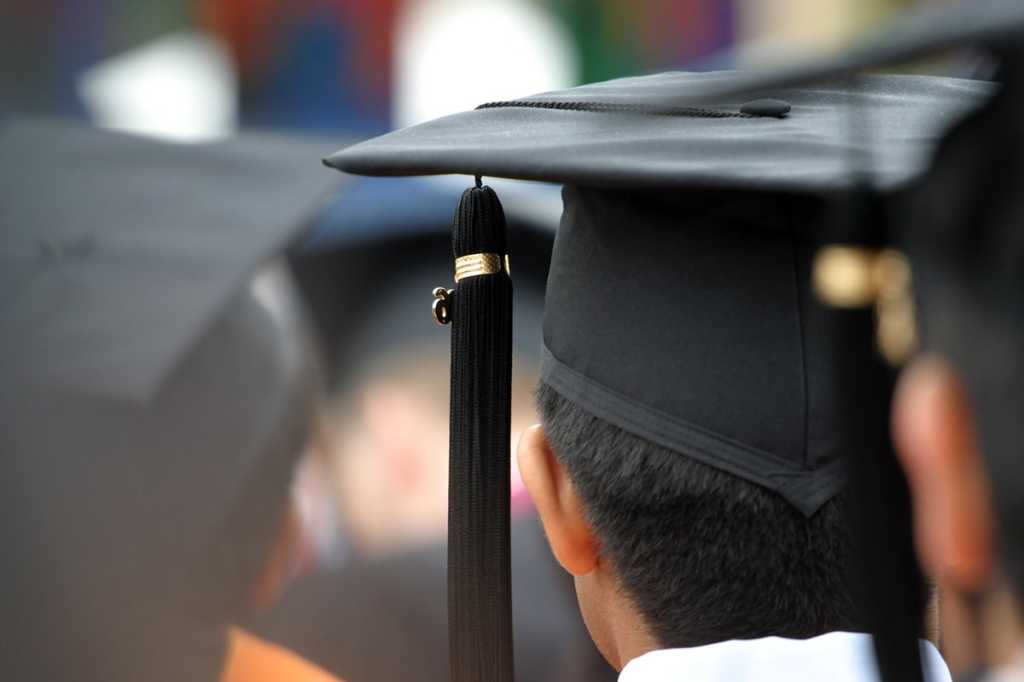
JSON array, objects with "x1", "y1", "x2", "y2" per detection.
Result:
[{"x1": 619, "y1": 631, "x2": 951, "y2": 682}]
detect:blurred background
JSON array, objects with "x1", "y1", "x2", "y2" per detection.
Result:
[
  {"x1": 0, "y1": 0, "x2": 968, "y2": 568},
  {"x1": 3, "y1": 0, "x2": 961, "y2": 144},
  {"x1": 0, "y1": 2, "x2": 979, "y2": 680}
]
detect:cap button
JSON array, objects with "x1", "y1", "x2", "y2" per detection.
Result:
[{"x1": 740, "y1": 99, "x2": 791, "y2": 118}]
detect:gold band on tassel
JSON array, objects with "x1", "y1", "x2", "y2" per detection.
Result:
[
  {"x1": 813, "y1": 245, "x2": 918, "y2": 366},
  {"x1": 454, "y1": 253, "x2": 511, "y2": 282}
]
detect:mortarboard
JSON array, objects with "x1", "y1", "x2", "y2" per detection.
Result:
[
  {"x1": 0, "y1": 120, "x2": 342, "y2": 681},
  {"x1": 324, "y1": 38, "x2": 995, "y2": 682}
]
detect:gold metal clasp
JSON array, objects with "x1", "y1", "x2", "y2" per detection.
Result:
[
  {"x1": 432, "y1": 287, "x2": 454, "y2": 326},
  {"x1": 813, "y1": 246, "x2": 918, "y2": 365},
  {"x1": 453, "y1": 253, "x2": 510, "y2": 282}
]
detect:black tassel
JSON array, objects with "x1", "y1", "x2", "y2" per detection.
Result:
[
  {"x1": 828, "y1": 191, "x2": 925, "y2": 682},
  {"x1": 447, "y1": 183, "x2": 514, "y2": 682}
]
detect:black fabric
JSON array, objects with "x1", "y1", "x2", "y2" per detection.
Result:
[
  {"x1": 541, "y1": 186, "x2": 846, "y2": 514},
  {"x1": 447, "y1": 185, "x2": 515, "y2": 682},
  {"x1": 327, "y1": 73, "x2": 991, "y2": 193},
  {"x1": 829, "y1": 287, "x2": 925, "y2": 682},
  {"x1": 249, "y1": 518, "x2": 616, "y2": 682}
]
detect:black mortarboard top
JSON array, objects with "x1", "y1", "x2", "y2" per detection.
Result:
[
  {"x1": 330, "y1": 71, "x2": 989, "y2": 193},
  {"x1": 324, "y1": 20, "x2": 996, "y2": 681},
  {"x1": 0, "y1": 120, "x2": 340, "y2": 681}
]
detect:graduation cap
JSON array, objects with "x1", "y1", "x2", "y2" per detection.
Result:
[
  {"x1": 0, "y1": 120, "x2": 341, "y2": 681},
  {"x1": 323, "y1": 16, "x2": 997, "y2": 680}
]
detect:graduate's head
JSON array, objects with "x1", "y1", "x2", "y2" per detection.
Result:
[
  {"x1": 520, "y1": 385, "x2": 858, "y2": 666},
  {"x1": 513, "y1": 185, "x2": 872, "y2": 668}
]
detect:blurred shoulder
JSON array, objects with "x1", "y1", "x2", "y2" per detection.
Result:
[{"x1": 222, "y1": 627, "x2": 342, "y2": 682}]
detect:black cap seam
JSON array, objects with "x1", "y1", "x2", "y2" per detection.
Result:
[{"x1": 540, "y1": 342, "x2": 843, "y2": 515}]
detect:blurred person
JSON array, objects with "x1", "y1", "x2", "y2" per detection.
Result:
[
  {"x1": 251, "y1": 222, "x2": 617, "y2": 682},
  {"x1": 894, "y1": 360, "x2": 1024, "y2": 680},
  {"x1": 885, "y1": 18, "x2": 1024, "y2": 679},
  {"x1": 0, "y1": 120, "x2": 345, "y2": 682},
  {"x1": 253, "y1": 511, "x2": 616, "y2": 682},
  {"x1": 315, "y1": 234, "x2": 546, "y2": 556}
]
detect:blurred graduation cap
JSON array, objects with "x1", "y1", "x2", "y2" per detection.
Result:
[
  {"x1": 1, "y1": 119, "x2": 341, "y2": 400},
  {"x1": 323, "y1": 6, "x2": 1003, "y2": 680},
  {"x1": 295, "y1": 174, "x2": 557, "y2": 395},
  {"x1": 0, "y1": 120, "x2": 340, "y2": 680}
]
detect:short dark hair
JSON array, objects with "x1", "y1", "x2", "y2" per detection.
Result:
[{"x1": 536, "y1": 382, "x2": 862, "y2": 648}]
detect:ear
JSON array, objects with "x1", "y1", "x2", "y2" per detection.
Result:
[
  {"x1": 892, "y1": 355, "x2": 994, "y2": 591},
  {"x1": 517, "y1": 424, "x2": 599, "y2": 576}
]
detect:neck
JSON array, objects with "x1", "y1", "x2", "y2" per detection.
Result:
[
  {"x1": 580, "y1": 570, "x2": 660, "y2": 670},
  {"x1": 609, "y1": 617, "x2": 661, "y2": 671}
]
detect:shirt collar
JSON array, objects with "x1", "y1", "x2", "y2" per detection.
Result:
[{"x1": 618, "y1": 632, "x2": 950, "y2": 682}]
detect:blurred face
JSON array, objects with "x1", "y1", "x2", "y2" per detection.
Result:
[
  {"x1": 324, "y1": 353, "x2": 541, "y2": 558},
  {"x1": 332, "y1": 379, "x2": 451, "y2": 555}
]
